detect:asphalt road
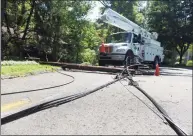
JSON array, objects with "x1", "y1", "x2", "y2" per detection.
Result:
[{"x1": 1, "y1": 67, "x2": 192, "y2": 135}]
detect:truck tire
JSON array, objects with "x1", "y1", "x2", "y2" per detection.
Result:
[
  {"x1": 153, "y1": 57, "x2": 159, "y2": 69},
  {"x1": 99, "y1": 60, "x2": 105, "y2": 66},
  {"x1": 124, "y1": 50, "x2": 134, "y2": 66}
]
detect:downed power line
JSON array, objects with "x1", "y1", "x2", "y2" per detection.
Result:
[
  {"x1": 1, "y1": 71, "x2": 75, "y2": 96},
  {"x1": 1, "y1": 74, "x2": 128, "y2": 125},
  {"x1": 1, "y1": 61, "x2": 188, "y2": 135}
]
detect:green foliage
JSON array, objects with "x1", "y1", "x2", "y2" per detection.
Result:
[
  {"x1": 80, "y1": 48, "x2": 97, "y2": 65},
  {"x1": 110, "y1": 0, "x2": 143, "y2": 25},
  {"x1": 147, "y1": 0, "x2": 193, "y2": 64},
  {"x1": 188, "y1": 44, "x2": 193, "y2": 52},
  {"x1": 33, "y1": 1, "x2": 92, "y2": 62},
  {"x1": 3, "y1": 0, "x2": 192, "y2": 66},
  {"x1": 79, "y1": 22, "x2": 108, "y2": 64},
  {"x1": 80, "y1": 23, "x2": 101, "y2": 49},
  {"x1": 2, "y1": 0, "x2": 93, "y2": 62},
  {"x1": 186, "y1": 60, "x2": 193, "y2": 66}
]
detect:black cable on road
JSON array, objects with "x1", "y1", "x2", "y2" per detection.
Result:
[
  {"x1": 1, "y1": 61, "x2": 188, "y2": 135},
  {"x1": 122, "y1": 57, "x2": 188, "y2": 136},
  {"x1": 119, "y1": 80, "x2": 168, "y2": 124},
  {"x1": 1, "y1": 75, "x2": 128, "y2": 125},
  {"x1": 133, "y1": 84, "x2": 187, "y2": 136},
  {"x1": 1, "y1": 71, "x2": 75, "y2": 96}
]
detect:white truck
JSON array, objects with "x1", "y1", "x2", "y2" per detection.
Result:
[{"x1": 98, "y1": 8, "x2": 164, "y2": 68}]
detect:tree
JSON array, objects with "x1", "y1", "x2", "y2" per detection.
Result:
[
  {"x1": 34, "y1": 0, "x2": 92, "y2": 62},
  {"x1": 147, "y1": 0, "x2": 193, "y2": 64},
  {"x1": 2, "y1": 0, "x2": 152, "y2": 65},
  {"x1": 2, "y1": 0, "x2": 36, "y2": 59},
  {"x1": 2, "y1": 0, "x2": 93, "y2": 62}
]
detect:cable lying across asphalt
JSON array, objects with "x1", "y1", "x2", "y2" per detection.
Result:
[
  {"x1": 119, "y1": 78, "x2": 187, "y2": 135},
  {"x1": 123, "y1": 75, "x2": 187, "y2": 135},
  {"x1": 119, "y1": 80, "x2": 168, "y2": 124},
  {"x1": 119, "y1": 57, "x2": 187, "y2": 135},
  {"x1": 133, "y1": 84, "x2": 187, "y2": 135},
  {"x1": 1, "y1": 61, "x2": 188, "y2": 135},
  {"x1": 1, "y1": 74, "x2": 128, "y2": 125},
  {"x1": 1, "y1": 71, "x2": 75, "y2": 96}
]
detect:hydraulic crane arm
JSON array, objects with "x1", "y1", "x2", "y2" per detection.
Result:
[{"x1": 100, "y1": 8, "x2": 158, "y2": 40}]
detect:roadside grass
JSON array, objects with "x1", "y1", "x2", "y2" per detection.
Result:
[{"x1": 1, "y1": 64, "x2": 59, "y2": 77}]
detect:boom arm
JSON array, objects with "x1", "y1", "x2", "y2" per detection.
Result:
[{"x1": 100, "y1": 8, "x2": 158, "y2": 40}]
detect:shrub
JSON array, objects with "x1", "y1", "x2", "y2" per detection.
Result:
[
  {"x1": 186, "y1": 60, "x2": 193, "y2": 66},
  {"x1": 80, "y1": 48, "x2": 97, "y2": 65}
]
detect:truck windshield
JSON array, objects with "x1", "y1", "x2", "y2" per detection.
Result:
[{"x1": 106, "y1": 32, "x2": 132, "y2": 43}]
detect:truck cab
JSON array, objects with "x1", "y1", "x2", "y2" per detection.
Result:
[{"x1": 99, "y1": 31, "x2": 142, "y2": 66}]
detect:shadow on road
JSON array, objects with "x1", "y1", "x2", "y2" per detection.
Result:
[
  {"x1": 160, "y1": 72, "x2": 192, "y2": 77},
  {"x1": 159, "y1": 67, "x2": 192, "y2": 77},
  {"x1": 161, "y1": 66, "x2": 193, "y2": 70}
]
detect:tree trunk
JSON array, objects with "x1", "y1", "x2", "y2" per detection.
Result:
[
  {"x1": 52, "y1": 46, "x2": 57, "y2": 61},
  {"x1": 21, "y1": 0, "x2": 35, "y2": 40},
  {"x1": 179, "y1": 53, "x2": 183, "y2": 64},
  {"x1": 176, "y1": 43, "x2": 191, "y2": 64},
  {"x1": 57, "y1": 54, "x2": 63, "y2": 62},
  {"x1": 3, "y1": 0, "x2": 12, "y2": 36},
  {"x1": 1, "y1": 0, "x2": 5, "y2": 21},
  {"x1": 52, "y1": 35, "x2": 58, "y2": 61},
  {"x1": 45, "y1": 53, "x2": 48, "y2": 62},
  {"x1": 76, "y1": 50, "x2": 79, "y2": 63},
  {"x1": 17, "y1": 40, "x2": 23, "y2": 60}
]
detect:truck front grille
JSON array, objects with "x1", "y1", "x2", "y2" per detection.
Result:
[{"x1": 100, "y1": 56, "x2": 111, "y2": 59}]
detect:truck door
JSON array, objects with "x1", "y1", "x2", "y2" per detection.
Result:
[{"x1": 132, "y1": 34, "x2": 141, "y2": 56}]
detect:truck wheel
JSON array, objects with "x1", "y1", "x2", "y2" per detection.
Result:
[
  {"x1": 124, "y1": 51, "x2": 134, "y2": 66},
  {"x1": 153, "y1": 57, "x2": 159, "y2": 69},
  {"x1": 99, "y1": 60, "x2": 105, "y2": 66}
]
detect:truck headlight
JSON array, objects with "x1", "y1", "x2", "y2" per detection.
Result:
[{"x1": 116, "y1": 49, "x2": 125, "y2": 52}]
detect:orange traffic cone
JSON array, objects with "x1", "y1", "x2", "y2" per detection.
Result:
[{"x1": 154, "y1": 64, "x2": 160, "y2": 76}]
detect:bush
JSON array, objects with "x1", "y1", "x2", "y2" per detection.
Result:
[
  {"x1": 1, "y1": 60, "x2": 39, "y2": 66},
  {"x1": 80, "y1": 48, "x2": 97, "y2": 65},
  {"x1": 186, "y1": 60, "x2": 193, "y2": 66}
]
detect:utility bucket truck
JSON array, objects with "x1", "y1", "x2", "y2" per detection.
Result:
[{"x1": 98, "y1": 8, "x2": 164, "y2": 68}]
